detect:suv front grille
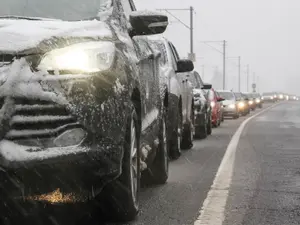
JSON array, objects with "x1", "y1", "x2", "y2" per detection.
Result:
[{"x1": 5, "y1": 98, "x2": 82, "y2": 141}]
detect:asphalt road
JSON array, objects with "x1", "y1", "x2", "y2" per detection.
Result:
[
  {"x1": 101, "y1": 102, "x2": 300, "y2": 225},
  {"x1": 94, "y1": 103, "x2": 270, "y2": 225},
  {"x1": 7, "y1": 102, "x2": 299, "y2": 225}
]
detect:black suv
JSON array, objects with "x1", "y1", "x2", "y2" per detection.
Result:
[{"x1": 0, "y1": 0, "x2": 171, "y2": 222}]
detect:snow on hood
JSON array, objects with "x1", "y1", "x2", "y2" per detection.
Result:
[
  {"x1": 223, "y1": 99, "x2": 235, "y2": 106},
  {"x1": 0, "y1": 19, "x2": 113, "y2": 52}
]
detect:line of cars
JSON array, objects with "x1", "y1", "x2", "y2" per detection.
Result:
[
  {"x1": 262, "y1": 92, "x2": 299, "y2": 102},
  {"x1": 0, "y1": 0, "x2": 224, "y2": 223},
  {"x1": 1, "y1": 0, "x2": 299, "y2": 223}
]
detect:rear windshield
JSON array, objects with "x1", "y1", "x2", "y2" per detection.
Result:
[{"x1": 218, "y1": 92, "x2": 235, "y2": 100}]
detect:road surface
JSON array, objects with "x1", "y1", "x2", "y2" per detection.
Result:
[{"x1": 99, "y1": 102, "x2": 300, "y2": 225}]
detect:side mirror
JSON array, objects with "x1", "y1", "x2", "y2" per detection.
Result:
[
  {"x1": 129, "y1": 11, "x2": 168, "y2": 37},
  {"x1": 176, "y1": 59, "x2": 194, "y2": 73},
  {"x1": 217, "y1": 97, "x2": 225, "y2": 102},
  {"x1": 201, "y1": 83, "x2": 212, "y2": 90}
]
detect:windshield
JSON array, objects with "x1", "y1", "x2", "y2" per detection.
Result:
[
  {"x1": 262, "y1": 92, "x2": 274, "y2": 96},
  {"x1": 0, "y1": 0, "x2": 112, "y2": 20},
  {"x1": 218, "y1": 92, "x2": 235, "y2": 100}
]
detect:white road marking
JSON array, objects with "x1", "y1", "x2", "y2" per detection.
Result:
[{"x1": 194, "y1": 104, "x2": 279, "y2": 225}]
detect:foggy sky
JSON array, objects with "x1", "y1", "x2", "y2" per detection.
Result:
[{"x1": 135, "y1": 0, "x2": 300, "y2": 94}]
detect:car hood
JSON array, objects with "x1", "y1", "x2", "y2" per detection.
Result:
[
  {"x1": 0, "y1": 19, "x2": 113, "y2": 54},
  {"x1": 223, "y1": 100, "x2": 235, "y2": 105}
]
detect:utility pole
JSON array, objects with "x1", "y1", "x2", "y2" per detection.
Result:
[
  {"x1": 156, "y1": 7, "x2": 195, "y2": 61},
  {"x1": 253, "y1": 72, "x2": 255, "y2": 83},
  {"x1": 223, "y1": 40, "x2": 226, "y2": 89},
  {"x1": 247, "y1": 64, "x2": 249, "y2": 92},
  {"x1": 238, "y1": 56, "x2": 241, "y2": 92},
  {"x1": 190, "y1": 6, "x2": 194, "y2": 61}
]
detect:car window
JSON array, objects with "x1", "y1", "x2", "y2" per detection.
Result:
[
  {"x1": 218, "y1": 92, "x2": 235, "y2": 100},
  {"x1": 167, "y1": 42, "x2": 178, "y2": 70},
  {"x1": 208, "y1": 90, "x2": 215, "y2": 100},
  {"x1": 121, "y1": 0, "x2": 134, "y2": 18},
  {"x1": 170, "y1": 43, "x2": 180, "y2": 61}
]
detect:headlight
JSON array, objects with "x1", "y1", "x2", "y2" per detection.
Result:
[
  {"x1": 38, "y1": 41, "x2": 115, "y2": 73},
  {"x1": 238, "y1": 102, "x2": 245, "y2": 108},
  {"x1": 210, "y1": 101, "x2": 216, "y2": 108},
  {"x1": 249, "y1": 100, "x2": 253, "y2": 105},
  {"x1": 270, "y1": 97, "x2": 273, "y2": 100},
  {"x1": 229, "y1": 104, "x2": 236, "y2": 109},
  {"x1": 256, "y1": 99, "x2": 260, "y2": 103},
  {"x1": 279, "y1": 95, "x2": 283, "y2": 99},
  {"x1": 293, "y1": 96, "x2": 296, "y2": 100},
  {"x1": 262, "y1": 97, "x2": 264, "y2": 100}
]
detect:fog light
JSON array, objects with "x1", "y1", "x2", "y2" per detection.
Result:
[{"x1": 54, "y1": 128, "x2": 87, "y2": 147}]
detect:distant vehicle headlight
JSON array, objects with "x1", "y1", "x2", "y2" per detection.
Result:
[
  {"x1": 286, "y1": 96, "x2": 289, "y2": 100},
  {"x1": 279, "y1": 95, "x2": 283, "y2": 99},
  {"x1": 262, "y1": 97, "x2": 264, "y2": 100},
  {"x1": 270, "y1": 97, "x2": 274, "y2": 100},
  {"x1": 256, "y1": 99, "x2": 260, "y2": 103},
  {"x1": 210, "y1": 101, "x2": 216, "y2": 108},
  {"x1": 249, "y1": 100, "x2": 253, "y2": 105},
  {"x1": 293, "y1": 96, "x2": 297, "y2": 100},
  {"x1": 238, "y1": 102, "x2": 245, "y2": 108},
  {"x1": 274, "y1": 95, "x2": 277, "y2": 98},
  {"x1": 229, "y1": 104, "x2": 236, "y2": 109},
  {"x1": 38, "y1": 41, "x2": 115, "y2": 73}
]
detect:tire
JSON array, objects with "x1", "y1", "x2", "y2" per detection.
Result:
[
  {"x1": 194, "y1": 123, "x2": 207, "y2": 139},
  {"x1": 98, "y1": 109, "x2": 140, "y2": 222},
  {"x1": 146, "y1": 111, "x2": 169, "y2": 184},
  {"x1": 217, "y1": 115, "x2": 221, "y2": 126},
  {"x1": 181, "y1": 105, "x2": 194, "y2": 150},
  {"x1": 207, "y1": 115, "x2": 212, "y2": 135},
  {"x1": 169, "y1": 106, "x2": 182, "y2": 160}
]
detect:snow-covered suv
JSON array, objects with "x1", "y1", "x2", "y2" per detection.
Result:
[{"x1": 0, "y1": 0, "x2": 170, "y2": 222}]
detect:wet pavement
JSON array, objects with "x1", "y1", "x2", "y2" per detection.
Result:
[
  {"x1": 104, "y1": 102, "x2": 300, "y2": 225},
  {"x1": 5, "y1": 102, "x2": 300, "y2": 225}
]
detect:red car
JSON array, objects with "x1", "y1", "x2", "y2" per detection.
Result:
[{"x1": 204, "y1": 87, "x2": 224, "y2": 127}]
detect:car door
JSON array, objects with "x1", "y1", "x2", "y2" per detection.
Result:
[
  {"x1": 121, "y1": 0, "x2": 160, "y2": 138},
  {"x1": 168, "y1": 43, "x2": 191, "y2": 124}
]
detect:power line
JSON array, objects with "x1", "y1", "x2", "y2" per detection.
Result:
[
  {"x1": 197, "y1": 41, "x2": 223, "y2": 54},
  {"x1": 162, "y1": 10, "x2": 190, "y2": 29}
]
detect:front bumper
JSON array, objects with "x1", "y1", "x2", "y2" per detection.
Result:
[{"x1": 0, "y1": 59, "x2": 130, "y2": 207}]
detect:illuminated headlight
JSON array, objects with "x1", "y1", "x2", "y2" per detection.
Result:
[
  {"x1": 286, "y1": 96, "x2": 289, "y2": 100},
  {"x1": 249, "y1": 100, "x2": 253, "y2": 105},
  {"x1": 238, "y1": 102, "x2": 245, "y2": 108},
  {"x1": 256, "y1": 99, "x2": 260, "y2": 103},
  {"x1": 210, "y1": 101, "x2": 216, "y2": 108},
  {"x1": 38, "y1": 41, "x2": 115, "y2": 73},
  {"x1": 279, "y1": 95, "x2": 283, "y2": 99},
  {"x1": 229, "y1": 104, "x2": 236, "y2": 109},
  {"x1": 262, "y1": 97, "x2": 264, "y2": 100},
  {"x1": 274, "y1": 95, "x2": 277, "y2": 98},
  {"x1": 270, "y1": 97, "x2": 273, "y2": 100},
  {"x1": 293, "y1": 96, "x2": 296, "y2": 100}
]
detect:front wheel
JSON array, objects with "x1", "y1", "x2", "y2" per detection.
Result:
[
  {"x1": 169, "y1": 106, "x2": 182, "y2": 160},
  {"x1": 207, "y1": 115, "x2": 212, "y2": 135},
  {"x1": 146, "y1": 112, "x2": 169, "y2": 184},
  {"x1": 99, "y1": 109, "x2": 140, "y2": 222},
  {"x1": 181, "y1": 105, "x2": 194, "y2": 150}
]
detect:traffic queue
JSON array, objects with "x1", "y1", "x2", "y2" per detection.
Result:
[{"x1": 1, "y1": 0, "x2": 299, "y2": 222}]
